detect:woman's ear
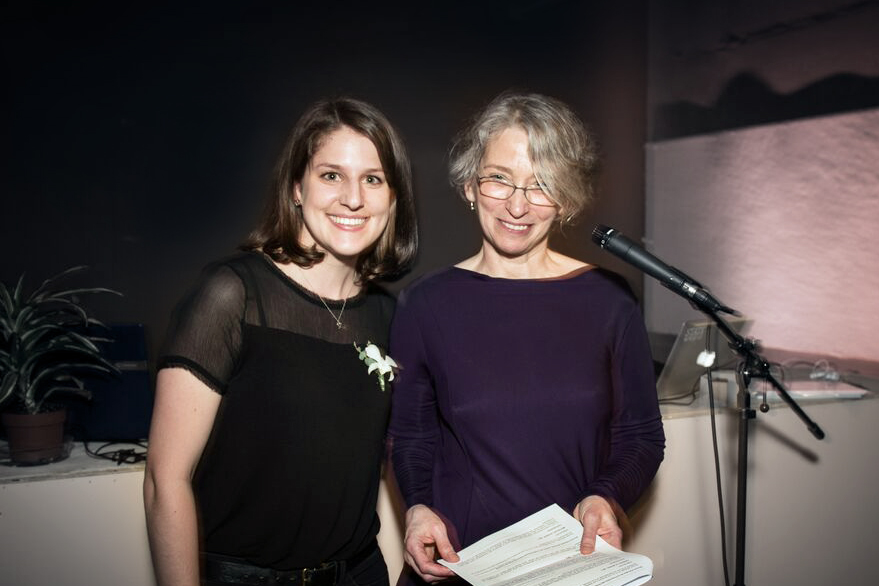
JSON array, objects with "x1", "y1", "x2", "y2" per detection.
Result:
[
  {"x1": 556, "y1": 205, "x2": 569, "y2": 225},
  {"x1": 464, "y1": 183, "x2": 477, "y2": 205},
  {"x1": 293, "y1": 183, "x2": 303, "y2": 206}
]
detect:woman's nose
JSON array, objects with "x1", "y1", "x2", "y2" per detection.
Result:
[
  {"x1": 505, "y1": 187, "x2": 530, "y2": 217},
  {"x1": 338, "y1": 182, "x2": 364, "y2": 210}
]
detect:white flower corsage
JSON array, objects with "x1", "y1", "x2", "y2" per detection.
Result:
[{"x1": 354, "y1": 341, "x2": 398, "y2": 392}]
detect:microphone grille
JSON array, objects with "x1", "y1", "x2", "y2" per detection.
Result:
[{"x1": 591, "y1": 224, "x2": 613, "y2": 247}]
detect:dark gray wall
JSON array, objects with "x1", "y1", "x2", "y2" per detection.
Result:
[
  {"x1": 2, "y1": 1, "x2": 649, "y2": 365},
  {"x1": 6, "y1": 1, "x2": 876, "y2": 373},
  {"x1": 648, "y1": 0, "x2": 879, "y2": 140}
]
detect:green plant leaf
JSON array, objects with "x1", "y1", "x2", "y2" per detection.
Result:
[
  {"x1": 0, "y1": 266, "x2": 122, "y2": 414},
  {"x1": 19, "y1": 343, "x2": 107, "y2": 373},
  {"x1": 0, "y1": 348, "x2": 11, "y2": 369},
  {"x1": 0, "y1": 282, "x2": 15, "y2": 316},
  {"x1": 0, "y1": 371, "x2": 17, "y2": 405},
  {"x1": 29, "y1": 266, "x2": 88, "y2": 300},
  {"x1": 50, "y1": 287, "x2": 123, "y2": 299},
  {"x1": 29, "y1": 361, "x2": 117, "y2": 397},
  {"x1": 37, "y1": 385, "x2": 92, "y2": 412}
]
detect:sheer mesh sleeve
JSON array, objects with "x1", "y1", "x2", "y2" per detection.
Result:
[{"x1": 158, "y1": 261, "x2": 246, "y2": 394}]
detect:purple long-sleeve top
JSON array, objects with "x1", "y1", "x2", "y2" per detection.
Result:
[{"x1": 388, "y1": 266, "x2": 665, "y2": 548}]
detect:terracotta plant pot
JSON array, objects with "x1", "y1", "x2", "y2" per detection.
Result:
[{"x1": 2, "y1": 409, "x2": 67, "y2": 465}]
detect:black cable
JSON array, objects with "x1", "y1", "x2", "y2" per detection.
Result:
[
  {"x1": 658, "y1": 325, "x2": 732, "y2": 583},
  {"x1": 705, "y1": 333, "x2": 731, "y2": 586},
  {"x1": 707, "y1": 371, "x2": 731, "y2": 586},
  {"x1": 657, "y1": 379, "x2": 701, "y2": 405},
  {"x1": 83, "y1": 440, "x2": 147, "y2": 465}
]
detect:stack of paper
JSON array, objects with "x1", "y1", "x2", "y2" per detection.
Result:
[{"x1": 438, "y1": 504, "x2": 653, "y2": 586}]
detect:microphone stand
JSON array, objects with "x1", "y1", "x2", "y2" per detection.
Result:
[
  {"x1": 590, "y1": 223, "x2": 825, "y2": 583},
  {"x1": 701, "y1": 308, "x2": 825, "y2": 586}
]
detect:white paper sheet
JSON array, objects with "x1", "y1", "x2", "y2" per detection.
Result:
[{"x1": 438, "y1": 504, "x2": 652, "y2": 586}]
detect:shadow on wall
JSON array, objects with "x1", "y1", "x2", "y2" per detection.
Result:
[{"x1": 653, "y1": 72, "x2": 879, "y2": 140}]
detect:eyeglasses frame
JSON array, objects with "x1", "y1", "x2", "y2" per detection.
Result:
[{"x1": 475, "y1": 176, "x2": 557, "y2": 207}]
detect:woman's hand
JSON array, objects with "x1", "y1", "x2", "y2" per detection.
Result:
[
  {"x1": 572, "y1": 495, "x2": 623, "y2": 554},
  {"x1": 402, "y1": 505, "x2": 460, "y2": 583}
]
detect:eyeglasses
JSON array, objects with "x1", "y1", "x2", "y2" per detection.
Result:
[{"x1": 476, "y1": 176, "x2": 556, "y2": 207}]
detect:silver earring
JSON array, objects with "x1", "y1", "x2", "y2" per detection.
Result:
[{"x1": 469, "y1": 201, "x2": 475, "y2": 211}]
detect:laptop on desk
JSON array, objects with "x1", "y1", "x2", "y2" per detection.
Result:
[{"x1": 655, "y1": 317, "x2": 752, "y2": 401}]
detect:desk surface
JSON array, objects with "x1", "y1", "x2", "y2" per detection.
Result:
[
  {"x1": 659, "y1": 371, "x2": 876, "y2": 419},
  {"x1": 0, "y1": 440, "x2": 145, "y2": 484}
]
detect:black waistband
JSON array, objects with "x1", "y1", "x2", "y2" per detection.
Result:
[{"x1": 203, "y1": 540, "x2": 378, "y2": 586}]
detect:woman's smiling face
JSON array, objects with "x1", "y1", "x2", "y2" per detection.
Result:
[
  {"x1": 465, "y1": 126, "x2": 559, "y2": 261},
  {"x1": 294, "y1": 125, "x2": 394, "y2": 265}
]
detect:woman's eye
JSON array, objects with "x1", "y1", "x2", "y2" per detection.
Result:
[
  {"x1": 490, "y1": 174, "x2": 509, "y2": 182},
  {"x1": 364, "y1": 175, "x2": 384, "y2": 185},
  {"x1": 321, "y1": 172, "x2": 340, "y2": 181}
]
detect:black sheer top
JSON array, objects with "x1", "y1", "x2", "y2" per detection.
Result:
[{"x1": 159, "y1": 251, "x2": 395, "y2": 569}]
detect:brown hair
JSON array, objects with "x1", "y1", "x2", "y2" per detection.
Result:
[{"x1": 243, "y1": 98, "x2": 417, "y2": 281}]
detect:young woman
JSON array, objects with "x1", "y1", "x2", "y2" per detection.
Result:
[{"x1": 144, "y1": 98, "x2": 417, "y2": 586}]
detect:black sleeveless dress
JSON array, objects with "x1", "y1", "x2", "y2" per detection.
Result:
[{"x1": 159, "y1": 251, "x2": 394, "y2": 569}]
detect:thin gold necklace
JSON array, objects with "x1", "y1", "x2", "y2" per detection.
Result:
[{"x1": 298, "y1": 269, "x2": 352, "y2": 330}]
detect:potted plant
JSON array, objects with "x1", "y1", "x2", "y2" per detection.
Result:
[{"x1": 0, "y1": 266, "x2": 121, "y2": 464}]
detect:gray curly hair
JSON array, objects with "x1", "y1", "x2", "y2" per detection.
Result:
[{"x1": 449, "y1": 92, "x2": 600, "y2": 225}]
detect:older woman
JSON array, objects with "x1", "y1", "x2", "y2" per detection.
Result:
[
  {"x1": 388, "y1": 92, "x2": 664, "y2": 584},
  {"x1": 144, "y1": 98, "x2": 417, "y2": 586}
]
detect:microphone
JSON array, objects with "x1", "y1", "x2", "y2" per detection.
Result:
[{"x1": 591, "y1": 224, "x2": 738, "y2": 315}]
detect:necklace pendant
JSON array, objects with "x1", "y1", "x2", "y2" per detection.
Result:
[{"x1": 297, "y1": 269, "x2": 350, "y2": 332}]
